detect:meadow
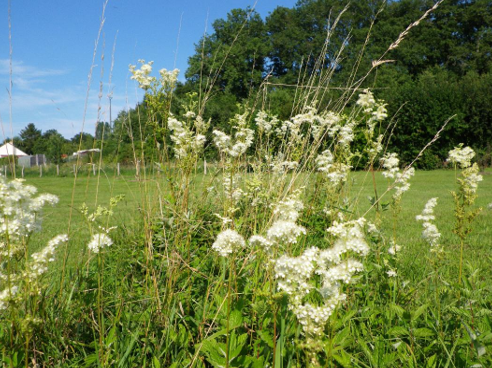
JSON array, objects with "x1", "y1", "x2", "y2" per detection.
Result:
[{"x1": 2, "y1": 2, "x2": 492, "y2": 367}]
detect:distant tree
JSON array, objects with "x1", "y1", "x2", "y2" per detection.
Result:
[
  {"x1": 19, "y1": 123, "x2": 42, "y2": 155},
  {"x1": 71, "y1": 132, "x2": 95, "y2": 150},
  {"x1": 95, "y1": 122, "x2": 111, "y2": 141},
  {"x1": 186, "y1": 8, "x2": 268, "y2": 99},
  {"x1": 45, "y1": 131, "x2": 67, "y2": 164}
]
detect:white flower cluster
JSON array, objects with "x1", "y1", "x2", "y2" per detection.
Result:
[
  {"x1": 356, "y1": 89, "x2": 388, "y2": 134},
  {"x1": 380, "y1": 153, "x2": 400, "y2": 179},
  {"x1": 316, "y1": 149, "x2": 352, "y2": 186},
  {"x1": 266, "y1": 153, "x2": 299, "y2": 174},
  {"x1": 0, "y1": 177, "x2": 68, "y2": 311},
  {"x1": 129, "y1": 60, "x2": 155, "y2": 90},
  {"x1": 0, "y1": 285, "x2": 18, "y2": 311},
  {"x1": 380, "y1": 152, "x2": 415, "y2": 200},
  {"x1": 248, "y1": 191, "x2": 306, "y2": 252},
  {"x1": 0, "y1": 177, "x2": 59, "y2": 258},
  {"x1": 168, "y1": 114, "x2": 208, "y2": 160},
  {"x1": 129, "y1": 60, "x2": 179, "y2": 91},
  {"x1": 213, "y1": 112, "x2": 254, "y2": 158},
  {"x1": 27, "y1": 234, "x2": 68, "y2": 280},
  {"x1": 274, "y1": 107, "x2": 342, "y2": 143},
  {"x1": 212, "y1": 229, "x2": 246, "y2": 257},
  {"x1": 388, "y1": 242, "x2": 402, "y2": 256},
  {"x1": 448, "y1": 145, "x2": 475, "y2": 169},
  {"x1": 416, "y1": 198, "x2": 441, "y2": 251},
  {"x1": 255, "y1": 111, "x2": 279, "y2": 134},
  {"x1": 461, "y1": 163, "x2": 483, "y2": 195},
  {"x1": 158, "y1": 68, "x2": 179, "y2": 90},
  {"x1": 88, "y1": 233, "x2": 113, "y2": 253},
  {"x1": 274, "y1": 218, "x2": 369, "y2": 337},
  {"x1": 223, "y1": 175, "x2": 244, "y2": 204}
]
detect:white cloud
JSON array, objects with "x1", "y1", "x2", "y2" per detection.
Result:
[{"x1": 0, "y1": 59, "x2": 68, "y2": 80}]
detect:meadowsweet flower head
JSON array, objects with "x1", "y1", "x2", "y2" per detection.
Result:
[
  {"x1": 88, "y1": 233, "x2": 113, "y2": 253},
  {"x1": 213, "y1": 112, "x2": 254, "y2": 157},
  {"x1": 327, "y1": 218, "x2": 369, "y2": 256},
  {"x1": 255, "y1": 110, "x2": 279, "y2": 134},
  {"x1": 357, "y1": 89, "x2": 376, "y2": 111},
  {"x1": 272, "y1": 213, "x2": 371, "y2": 338},
  {"x1": 381, "y1": 153, "x2": 400, "y2": 179},
  {"x1": 129, "y1": 60, "x2": 156, "y2": 90},
  {"x1": 448, "y1": 144, "x2": 475, "y2": 168},
  {"x1": 168, "y1": 114, "x2": 208, "y2": 160},
  {"x1": 267, "y1": 220, "x2": 306, "y2": 245},
  {"x1": 273, "y1": 191, "x2": 304, "y2": 222},
  {"x1": 316, "y1": 150, "x2": 351, "y2": 186},
  {"x1": 0, "y1": 176, "x2": 59, "y2": 258},
  {"x1": 386, "y1": 270, "x2": 397, "y2": 277},
  {"x1": 159, "y1": 68, "x2": 179, "y2": 88},
  {"x1": 0, "y1": 285, "x2": 18, "y2": 311},
  {"x1": 27, "y1": 234, "x2": 68, "y2": 280},
  {"x1": 417, "y1": 198, "x2": 441, "y2": 250},
  {"x1": 212, "y1": 229, "x2": 245, "y2": 257},
  {"x1": 388, "y1": 242, "x2": 401, "y2": 256},
  {"x1": 248, "y1": 235, "x2": 273, "y2": 252}
]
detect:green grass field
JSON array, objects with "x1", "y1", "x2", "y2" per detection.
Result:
[{"x1": 24, "y1": 168, "x2": 492, "y2": 277}]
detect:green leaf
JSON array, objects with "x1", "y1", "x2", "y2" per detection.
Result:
[
  {"x1": 426, "y1": 354, "x2": 437, "y2": 368},
  {"x1": 153, "y1": 356, "x2": 161, "y2": 368},
  {"x1": 388, "y1": 326, "x2": 409, "y2": 336}
]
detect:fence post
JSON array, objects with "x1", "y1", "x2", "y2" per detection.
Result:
[
  {"x1": 204, "y1": 159, "x2": 207, "y2": 175},
  {"x1": 117, "y1": 163, "x2": 120, "y2": 176},
  {"x1": 56, "y1": 164, "x2": 59, "y2": 176},
  {"x1": 92, "y1": 164, "x2": 96, "y2": 176},
  {"x1": 21, "y1": 166, "x2": 24, "y2": 178},
  {"x1": 73, "y1": 164, "x2": 76, "y2": 176},
  {"x1": 40, "y1": 165, "x2": 42, "y2": 177}
]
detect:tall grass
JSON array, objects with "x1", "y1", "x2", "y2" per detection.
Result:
[{"x1": 1, "y1": 1, "x2": 492, "y2": 367}]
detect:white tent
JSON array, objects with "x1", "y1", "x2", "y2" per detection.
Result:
[{"x1": 0, "y1": 142, "x2": 28, "y2": 157}]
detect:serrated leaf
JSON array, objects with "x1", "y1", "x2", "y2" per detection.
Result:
[
  {"x1": 411, "y1": 304, "x2": 428, "y2": 322},
  {"x1": 388, "y1": 326, "x2": 409, "y2": 336},
  {"x1": 229, "y1": 310, "x2": 243, "y2": 330},
  {"x1": 389, "y1": 303, "x2": 405, "y2": 317}
]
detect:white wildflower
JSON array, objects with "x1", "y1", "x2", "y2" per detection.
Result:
[
  {"x1": 129, "y1": 60, "x2": 155, "y2": 90},
  {"x1": 212, "y1": 229, "x2": 245, "y2": 257},
  {"x1": 267, "y1": 220, "x2": 306, "y2": 245},
  {"x1": 28, "y1": 234, "x2": 68, "y2": 279},
  {"x1": 381, "y1": 153, "x2": 400, "y2": 179},
  {"x1": 448, "y1": 145, "x2": 475, "y2": 169},
  {"x1": 388, "y1": 243, "x2": 401, "y2": 256},
  {"x1": 416, "y1": 197, "x2": 438, "y2": 222},
  {"x1": 416, "y1": 198, "x2": 441, "y2": 250},
  {"x1": 248, "y1": 235, "x2": 273, "y2": 252},
  {"x1": 356, "y1": 89, "x2": 376, "y2": 112},
  {"x1": 386, "y1": 270, "x2": 397, "y2": 277},
  {"x1": 0, "y1": 285, "x2": 18, "y2": 311},
  {"x1": 88, "y1": 233, "x2": 113, "y2": 253}
]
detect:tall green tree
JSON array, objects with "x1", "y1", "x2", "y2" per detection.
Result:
[{"x1": 19, "y1": 123, "x2": 42, "y2": 155}]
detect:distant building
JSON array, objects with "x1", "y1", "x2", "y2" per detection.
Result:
[
  {"x1": 18, "y1": 154, "x2": 48, "y2": 168},
  {"x1": 72, "y1": 148, "x2": 101, "y2": 157},
  {"x1": 0, "y1": 142, "x2": 28, "y2": 158}
]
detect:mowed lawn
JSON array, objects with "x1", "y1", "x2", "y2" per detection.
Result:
[
  {"x1": 24, "y1": 173, "x2": 151, "y2": 269},
  {"x1": 22, "y1": 168, "x2": 492, "y2": 278}
]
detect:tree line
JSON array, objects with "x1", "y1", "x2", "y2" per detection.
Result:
[{"x1": 12, "y1": 0, "x2": 492, "y2": 168}]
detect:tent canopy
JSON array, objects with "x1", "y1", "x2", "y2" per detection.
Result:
[{"x1": 0, "y1": 142, "x2": 28, "y2": 157}]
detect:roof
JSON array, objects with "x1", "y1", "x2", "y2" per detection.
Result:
[{"x1": 0, "y1": 142, "x2": 28, "y2": 157}]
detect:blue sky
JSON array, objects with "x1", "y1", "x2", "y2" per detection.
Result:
[{"x1": 0, "y1": 0, "x2": 297, "y2": 140}]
